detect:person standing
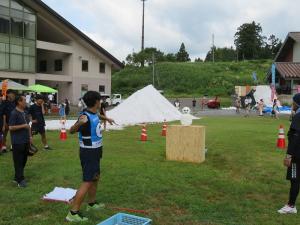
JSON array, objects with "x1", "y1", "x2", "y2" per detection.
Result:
[
  {"x1": 25, "y1": 93, "x2": 31, "y2": 107},
  {"x1": 192, "y1": 98, "x2": 196, "y2": 108},
  {"x1": 66, "y1": 91, "x2": 114, "y2": 222},
  {"x1": 65, "y1": 99, "x2": 70, "y2": 116},
  {"x1": 9, "y1": 95, "x2": 31, "y2": 188},
  {"x1": 174, "y1": 98, "x2": 180, "y2": 110},
  {"x1": 278, "y1": 93, "x2": 300, "y2": 214},
  {"x1": 235, "y1": 97, "x2": 241, "y2": 114},
  {"x1": 0, "y1": 96, "x2": 4, "y2": 155},
  {"x1": 100, "y1": 98, "x2": 107, "y2": 131},
  {"x1": 48, "y1": 93, "x2": 54, "y2": 103},
  {"x1": 258, "y1": 99, "x2": 265, "y2": 116},
  {"x1": 59, "y1": 101, "x2": 66, "y2": 121},
  {"x1": 272, "y1": 99, "x2": 280, "y2": 119},
  {"x1": 2, "y1": 90, "x2": 16, "y2": 152},
  {"x1": 244, "y1": 98, "x2": 251, "y2": 117},
  {"x1": 29, "y1": 95, "x2": 51, "y2": 150}
]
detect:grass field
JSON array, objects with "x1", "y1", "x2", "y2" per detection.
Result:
[{"x1": 0, "y1": 116, "x2": 298, "y2": 225}]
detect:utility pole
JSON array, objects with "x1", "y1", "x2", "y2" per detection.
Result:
[
  {"x1": 141, "y1": 0, "x2": 147, "y2": 67},
  {"x1": 152, "y1": 52, "x2": 155, "y2": 87},
  {"x1": 212, "y1": 34, "x2": 215, "y2": 63}
]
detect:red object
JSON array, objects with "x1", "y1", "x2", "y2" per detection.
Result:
[
  {"x1": 140, "y1": 124, "x2": 147, "y2": 142},
  {"x1": 161, "y1": 121, "x2": 167, "y2": 137},
  {"x1": 207, "y1": 96, "x2": 221, "y2": 109},
  {"x1": 60, "y1": 122, "x2": 67, "y2": 141},
  {"x1": 2, "y1": 79, "x2": 8, "y2": 98},
  {"x1": 277, "y1": 125, "x2": 286, "y2": 149}
]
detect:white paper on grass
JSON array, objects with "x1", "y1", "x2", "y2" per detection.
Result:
[
  {"x1": 107, "y1": 85, "x2": 197, "y2": 126},
  {"x1": 43, "y1": 187, "x2": 77, "y2": 203}
]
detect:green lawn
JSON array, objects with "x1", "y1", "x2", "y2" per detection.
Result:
[{"x1": 0, "y1": 116, "x2": 298, "y2": 225}]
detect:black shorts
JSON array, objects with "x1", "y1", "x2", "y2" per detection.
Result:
[
  {"x1": 80, "y1": 147, "x2": 103, "y2": 182},
  {"x1": 287, "y1": 158, "x2": 300, "y2": 181},
  {"x1": 31, "y1": 124, "x2": 45, "y2": 135}
]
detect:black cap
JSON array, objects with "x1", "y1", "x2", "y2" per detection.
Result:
[{"x1": 293, "y1": 93, "x2": 300, "y2": 106}]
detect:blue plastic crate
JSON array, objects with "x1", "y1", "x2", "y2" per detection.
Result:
[{"x1": 98, "y1": 213, "x2": 152, "y2": 225}]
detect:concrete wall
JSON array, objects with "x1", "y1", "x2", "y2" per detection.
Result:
[
  {"x1": 37, "y1": 51, "x2": 72, "y2": 76},
  {"x1": 293, "y1": 42, "x2": 300, "y2": 62},
  {"x1": 69, "y1": 41, "x2": 112, "y2": 104}
]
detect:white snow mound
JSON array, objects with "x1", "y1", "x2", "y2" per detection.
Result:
[{"x1": 107, "y1": 85, "x2": 196, "y2": 126}]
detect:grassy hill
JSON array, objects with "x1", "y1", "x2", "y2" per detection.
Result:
[{"x1": 112, "y1": 60, "x2": 272, "y2": 97}]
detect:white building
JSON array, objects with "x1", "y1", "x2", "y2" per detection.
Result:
[{"x1": 0, "y1": 0, "x2": 123, "y2": 104}]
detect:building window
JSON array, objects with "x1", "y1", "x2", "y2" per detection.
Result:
[
  {"x1": 11, "y1": 0, "x2": 23, "y2": 11},
  {"x1": 99, "y1": 62, "x2": 105, "y2": 73},
  {"x1": 0, "y1": 0, "x2": 9, "y2": 7},
  {"x1": 99, "y1": 85, "x2": 105, "y2": 93},
  {"x1": 82, "y1": 60, "x2": 88, "y2": 72},
  {"x1": 24, "y1": 21, "x2": 35, "y2": 40},
  {"x1": 11, "y1": 17, "x2": 23, "y2": 37},
  {"x1": 10, "y1": 53, "x2": 22, "y2": 71},
  {"x1": 0, "y1": 0, "x2": 36, "y2": 73},
  {"x1": 39, "y1": 60, "x2": 47, "y2": 72},
  {"x1": 0, "y1": 14, "x2": 10, "y2": 34},
  {"x1": 55, "y1": 59, "x2": 63, "y2": 71},
  {"x1": 0, "y1": 52, "x2": 9, "y2": 69}
]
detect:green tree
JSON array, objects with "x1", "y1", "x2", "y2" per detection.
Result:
[
  {"x1": 205, "y1": 46, "x2": 237, "y2": 62},
  {"x1": 176, "y1": 43, "x2": 191, "y2": 62},
  {"x1": 165, "y1": 53, "x2": 177, "y2": 62},
  {"x1": 234, "y1": 21, "x2": 265, "y2": 60},
  {"x1": 195, "y1": 57, "x2": 203, "y2": 62},
  {"x1": 267, "y1": 34, "x2": 282, "y2": 57}
]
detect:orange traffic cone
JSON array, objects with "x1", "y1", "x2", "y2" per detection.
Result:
[
  {"x1": 140, "y1": 124, "x2": 147, "y2": 142},
  {"x1": 60, "y1": 121, "x2": 67, "y2": 141},
  {"x1": 161, "y1": 120, "x2": 167, "y2": 137},
  {"x1": 277, "y1": 125, "x2": 286, "y2": 149}
]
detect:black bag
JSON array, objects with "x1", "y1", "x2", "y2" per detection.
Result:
[{"x1": 28, "y1": 144, "x2": 38, "y2": 156}]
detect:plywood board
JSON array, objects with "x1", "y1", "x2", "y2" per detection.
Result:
[{"x1": 166, "y1": 125, "x2": 205, "y2": 163}]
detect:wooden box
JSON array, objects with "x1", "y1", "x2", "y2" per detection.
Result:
[{"x1": 166, "y1": 125, "x2": 205, "y2": 163}]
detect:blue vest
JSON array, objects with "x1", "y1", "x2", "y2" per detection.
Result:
[{"x1": 78, "y1": 111, "x2": 102, "y2": 148}]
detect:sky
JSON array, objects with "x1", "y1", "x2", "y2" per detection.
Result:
[{"x1": 43, "y1": 0, "x2": 300, "y2": 62}]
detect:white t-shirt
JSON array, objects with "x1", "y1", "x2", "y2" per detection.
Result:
[
  {"x1": 25, "y1": 95, "x2": 31, "y2": 104},
  {"x1": 48, "y1": 94, "x2": 54, "y2": 101}
]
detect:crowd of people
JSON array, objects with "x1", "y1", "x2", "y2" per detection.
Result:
[
  {"x1": 0, "y1": 89, "x2": 115, "y2": 222},
  {"x1": 0, "y1": 90, "x2": 54, "y2": 187}
]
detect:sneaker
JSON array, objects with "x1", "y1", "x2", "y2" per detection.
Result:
[
  {"x1": 278, "y1": 205, "x2": 297, "y2": 214},
  {"x1": 44, "y1": 146, "x2": 53, "y2": 150},
  {"x1": 1, "y1": 146, "x2": 7, "y2": 152},
  {"x1": 65, "y1": 211, "x2": 88, "y2": 222},
  {"x1": 17, "y1": 180, "x2": 27, "y2": 188},
  {"x1": 86, "y1": 202, "x2": 105, "y2": 211}
]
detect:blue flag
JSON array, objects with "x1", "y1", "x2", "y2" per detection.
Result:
[
  {"x1": 271, "y1": 64, "x2": 276, "y2": 86},
  {"x1": 252, "y1": 72, "x2": 257, "y2": 82}
]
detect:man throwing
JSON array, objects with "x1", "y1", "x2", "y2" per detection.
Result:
[
  {"x1": 66, "y1": 91, "x2": 114, "y2": 222},
  {"x1": 29, "y1": 95, "x2": 51, "y2": 150}
]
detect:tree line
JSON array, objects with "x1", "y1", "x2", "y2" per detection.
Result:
[{"x1": 125, "y1": 21, "x2": 282, "y2": 66}]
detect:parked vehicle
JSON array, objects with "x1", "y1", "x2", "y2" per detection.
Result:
[
  {"x1": 101, "y1": 94, "x2": 122, "y2": 107},
  {"x1": 206, "y1": 96, "x2": 221, "y2": 109}
]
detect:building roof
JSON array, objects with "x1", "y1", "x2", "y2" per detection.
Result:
[
  {"x1": 26, "y1": 0, "x2": 123, "y2": 69},
  {"x1": 275, "y1": 62, "x2": 300, "y2": 79},
  {"x1": 274, "y1": 32, "x2": 300, "y2": 62},
  {"x1": 289, "y1": 32, "x2": 300, "y2": 42}
]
